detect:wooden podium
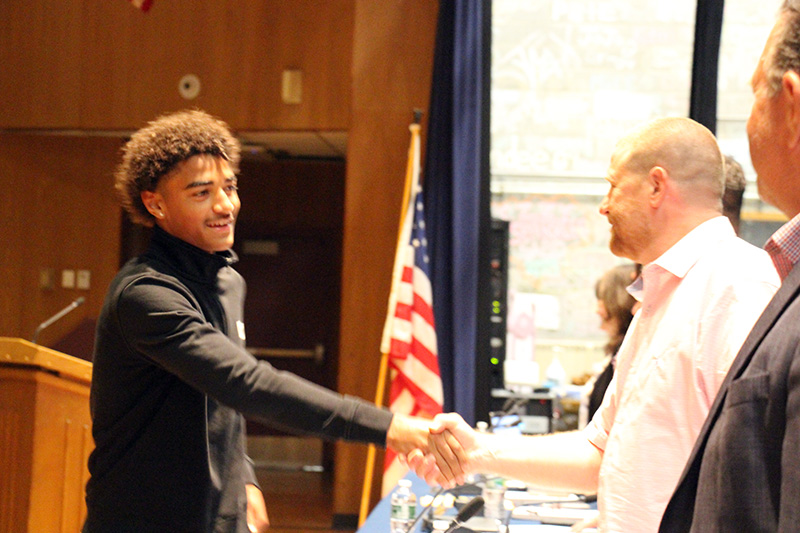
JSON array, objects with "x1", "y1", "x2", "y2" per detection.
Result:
[{"x1": 0, "y1": 337, "x2": 93, "y2": 533}]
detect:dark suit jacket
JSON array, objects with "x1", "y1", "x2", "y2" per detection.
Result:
[{"x1": 659, "y1": 263, "x2": 800, "y2": 532}]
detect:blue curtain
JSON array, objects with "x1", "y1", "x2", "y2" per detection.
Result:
[
  {"x1": 424, "y1": 0, "x2": 492, "y2": 425},
  {"x1": 690, "y1": 0, "x2": 724, "y2": 133}
]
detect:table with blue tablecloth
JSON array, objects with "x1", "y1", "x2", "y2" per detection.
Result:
[{"x1": 358, "y1": 472, "x2": 597, "y2": 533}]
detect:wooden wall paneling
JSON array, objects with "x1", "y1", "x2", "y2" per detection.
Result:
[
  {"x1": 79, "y1": 1, "x2": 211, "y2": 129},
  {"x1": 246, "y1": 1, "x2": 355, "y2": 131},
  {"x1": 0, "y1": 0, "x2": 83, "y2": 128},
  {"x1": 334, "y1": 0, "x2": 439, "y2": 520},
  {"x1": 0, "y1": 134, "x2": 121, "y2": 354},
  {"x1": 76, "y1": 1, "x2": 145, "y2": 129},
  {"x1": 0, "y1": 147, "x2": 26, "y2": 338},
  {"x1": 77, "y1": 0, "x2": 353, "y2": 131},
  {"x1": 2, "y1": 0, "x2": 354, "y2": 130}
]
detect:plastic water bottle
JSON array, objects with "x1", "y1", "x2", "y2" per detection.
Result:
[
  {"x1": 390, "y1": 479, "x2": 417, "y2": 533},
  {"x1": 482, "y1": 477, "x2": 507, "y2": 521},
  {"x1": 545, "y1": 355, "x2": 567, "y2": 388}
]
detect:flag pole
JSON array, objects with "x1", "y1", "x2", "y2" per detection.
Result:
[{"x1": 359, "y1": 111, "x2": 423, "y2": 526}]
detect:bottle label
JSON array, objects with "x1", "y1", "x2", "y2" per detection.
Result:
[{"x1": 391, "y1": 503, "x2": 416, "y2": 520}]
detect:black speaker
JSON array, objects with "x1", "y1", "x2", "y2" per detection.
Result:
[{"x1": 489, "y1": 219, "x2": 509, "y2": 390}]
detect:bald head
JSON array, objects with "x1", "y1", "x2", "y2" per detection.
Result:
[
  {"x1": 601, "y1": 117, "x2": 727, "y2": 264},
  {"x1": 614, "y1": 117, "x2": 725, "y2": 210}
]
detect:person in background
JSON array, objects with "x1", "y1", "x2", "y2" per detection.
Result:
[
  {"x1": 84, "y1": 110, "x2": 433, "y2": 533},
  {"x1": 660, "y1": 2, "x2": 800, "y2": 529},
  {"x1": 722, "y1": 154, "x2": 747, "y2": 235},
  {"x1": 578, "y1": 263, "x2": 638, "y2": 429},
  {"x1": 409, "y1": 117, "x2": 780, "y2": 532}
]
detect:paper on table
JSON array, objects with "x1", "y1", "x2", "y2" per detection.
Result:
[
  {"x1": 505, "y1": 490, "x2": 583, "y2": 506},
  {"x1": 527, "y1": 507, "x2": 598, "y2": 526},
  {"x1": 509, "y1": 525, "x2": 596, "y2": 532}
]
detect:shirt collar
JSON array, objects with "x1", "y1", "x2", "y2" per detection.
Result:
[
  {"x1": 651, "y1": 216, "x2": 734, "y2": 279},
  {"x1": 764, "y1": 211, "x2": 800, "y2": 280},
  {"x1": 147, "y1": 225, "x2": 238, "y2": 284},
  {"x1": 628, "y1": 216, "x2": 734, "y2": 302}
]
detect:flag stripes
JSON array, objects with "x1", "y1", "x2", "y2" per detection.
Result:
[{"x1": 381, "y1": 122, "x2": 443, "y2": 495}]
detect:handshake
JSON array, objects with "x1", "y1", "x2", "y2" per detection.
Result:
[
  {"x1": 388, "y1": 412, "x2": 489, "y2": 488},
  {"x1": 388, "y1": 411, "x2": 603, "y2": 533},
  {"x1": 389, "y1": 411, "x2": 602, "y2": 497}
]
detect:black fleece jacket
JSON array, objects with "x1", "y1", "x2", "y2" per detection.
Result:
[{"x1": 84, "y1": 227, "x2": 392, "y2": 532}]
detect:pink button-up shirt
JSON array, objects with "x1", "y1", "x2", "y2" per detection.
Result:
[{"x1": 584, "y1": 217, "x2": 780, "y2": 532}]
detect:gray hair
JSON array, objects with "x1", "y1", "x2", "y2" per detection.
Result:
[{"x1": 767, "y1": 1, "x2": 800, "y2": 94}]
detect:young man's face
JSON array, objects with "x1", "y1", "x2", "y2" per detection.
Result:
[{"x1": 142, "y1": 154, "x2": 241, "y2": 253}]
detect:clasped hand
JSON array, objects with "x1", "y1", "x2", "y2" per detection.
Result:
[{"x1": 403, "y1": 413, "x2": 481, "y2": 489}]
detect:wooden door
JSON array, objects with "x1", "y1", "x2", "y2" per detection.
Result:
[{"x1": 234, "y1": 157, "x2": 346, "y2": 445}]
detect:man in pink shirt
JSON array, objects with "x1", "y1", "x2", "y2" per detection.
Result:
[{"x1": 409, "y1": 117, "x2": 780, "y2": 532}]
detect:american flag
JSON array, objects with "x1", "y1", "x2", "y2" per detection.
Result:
[
  {"x1": 127, "y1": 0, "x2": 153, "y2": 12},
  {"x1": 381, "y1": 123, "x2": 443, "y2": 495}
]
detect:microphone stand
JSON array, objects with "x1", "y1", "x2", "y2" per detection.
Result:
[{"x1": 32, "y1": 297, "x2": 85, "y2": 344}]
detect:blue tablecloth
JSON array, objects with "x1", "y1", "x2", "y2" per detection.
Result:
[
  {"x1": 357, "y1": 472, "x2": 595, "y2": 532},
  {"x1": 359, "y1": 472, "x2": 432, "y2": 533}
]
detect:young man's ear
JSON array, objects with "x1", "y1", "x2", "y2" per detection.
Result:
[
  {"x1": 141, "y1": 191, "x2": 164, "y2": 219},
  {"x1": 647, "y1": 166, "x2": 667, "y2": 208}
]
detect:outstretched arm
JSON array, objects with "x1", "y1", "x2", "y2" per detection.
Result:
[
  {"x1": 386, "y1": 413, "x2": 435, "y2": 454},
  {"x1": 410, "y1": 413, "x2": 602, "y2": 494}
]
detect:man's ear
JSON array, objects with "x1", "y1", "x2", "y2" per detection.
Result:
[
  {"x1": 783, "y1": 70, "x2": 800, "y2": 150},
  {"x1": 141, "y1": 190, "x2": 164, "y2": 219},
  {"x1": 647, "y1": 166, "x2": 667, "y2": 208}
]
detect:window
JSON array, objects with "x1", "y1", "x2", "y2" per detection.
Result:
[{"x1": 490, "y1": 0, "x2": 776, "y2": 375}]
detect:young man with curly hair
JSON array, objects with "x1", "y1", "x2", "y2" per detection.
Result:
[{"x1": 84, "y1": 110, "x2": 431, "y2": 533}]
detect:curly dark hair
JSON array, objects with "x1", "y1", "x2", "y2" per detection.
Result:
[{"x1": 115, "y1": 109, "x2": 241, "y2": 226}]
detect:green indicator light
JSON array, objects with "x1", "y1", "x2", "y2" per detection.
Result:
[{"x1": 490, "y1": 357, "x2": 499, "y2": 365}]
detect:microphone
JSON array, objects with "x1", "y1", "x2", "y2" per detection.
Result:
[
  {"x1": 441, "y1": 495, "x2": 485, "y2": 533},
  {"x1": 32, "y1": 297, "x2": 86, "y2": 344}
]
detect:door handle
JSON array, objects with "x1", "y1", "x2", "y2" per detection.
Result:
[{"x1": 248, "y1": 343, "x2": 325, "y2": 365}]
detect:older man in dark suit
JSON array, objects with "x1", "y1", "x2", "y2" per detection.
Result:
[{"x1": 659, "y1": 2, "x2": 800, "y2": 531}]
